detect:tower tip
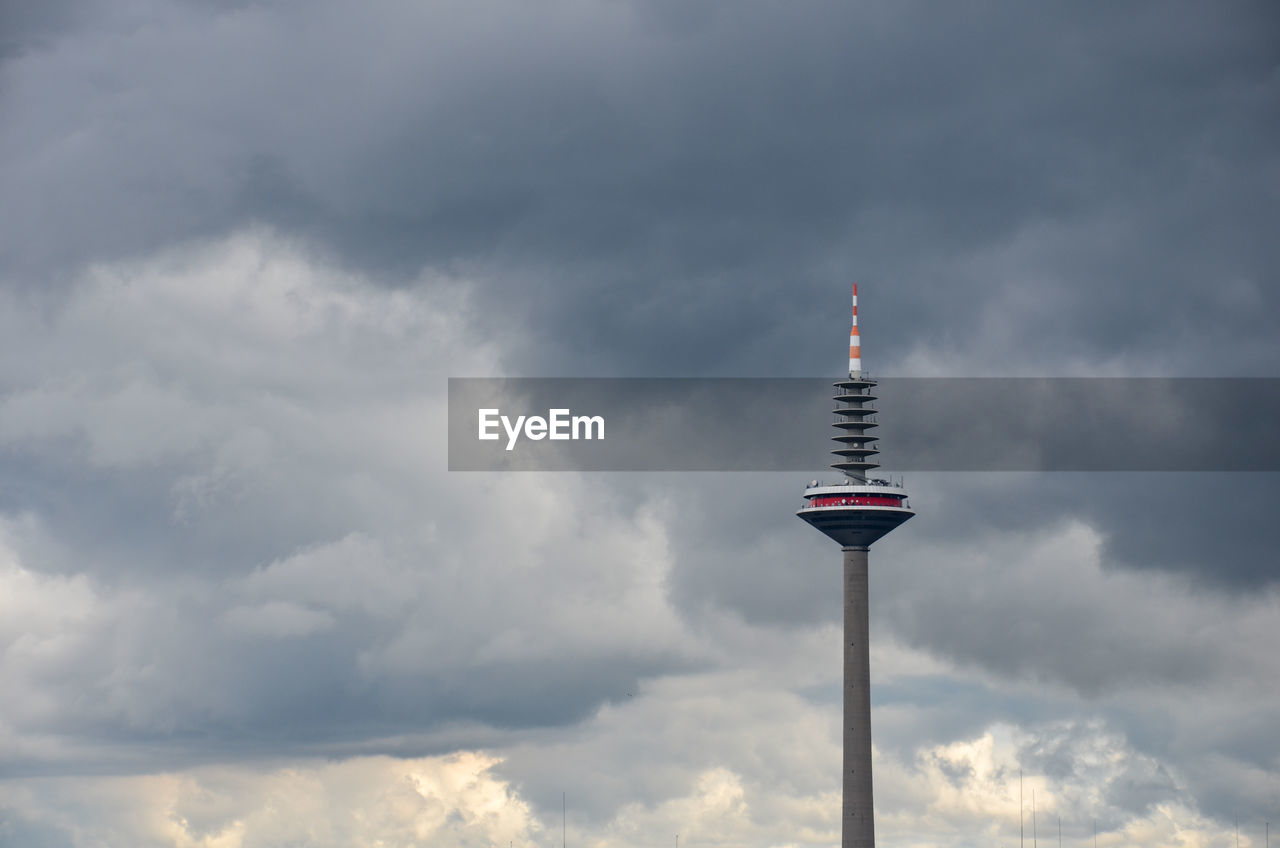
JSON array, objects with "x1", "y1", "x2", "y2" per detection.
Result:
[{"x1": 848, "y1": 282, "x2": 861, "y2": 377}]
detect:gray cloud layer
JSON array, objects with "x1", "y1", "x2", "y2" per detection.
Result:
[
  {"x1": 1, "y1": 0, "x2": 1277, "y2": 844},
  {"x1": 4, "y1": 0, "x2": 1277, "y2": 375}
]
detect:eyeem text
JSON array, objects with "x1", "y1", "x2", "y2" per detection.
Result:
[{"x1": 478, "y1": 408, "x2": 605, "y2": 451}]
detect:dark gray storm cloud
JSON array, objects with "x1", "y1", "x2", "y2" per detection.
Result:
[
  {"x1": 2, "y1": 0, "x2": 1279, "y2": 842},
  {"x1": 4, "y1": 0, "x2": 1277, "y2": 376}
]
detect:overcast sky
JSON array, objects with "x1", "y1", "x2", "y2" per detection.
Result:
[{"x1": 1, "y1": 1, "x2": 1277, "y2": 846}]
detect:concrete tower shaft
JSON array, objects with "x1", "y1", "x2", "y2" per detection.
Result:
[{"x1": 843, "y1": 545, "x2": 874, "y2": 848}]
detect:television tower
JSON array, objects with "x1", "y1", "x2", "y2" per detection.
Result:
[{"x1": 797, "y1": 284, "x2": 914, "y2": 848}]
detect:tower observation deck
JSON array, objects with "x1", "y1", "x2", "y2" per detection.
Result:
[{"x1": 796, "y1": 284, "x2": 913, "y2": 848}]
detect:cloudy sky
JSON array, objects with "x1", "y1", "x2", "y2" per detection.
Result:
[{"x1": 1, "y1": 1, "x2": 1278, "y2": 845}]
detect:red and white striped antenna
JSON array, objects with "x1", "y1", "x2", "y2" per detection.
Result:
[{"x1": 848, "y1": 283, "x2": 862, "y2": 377}]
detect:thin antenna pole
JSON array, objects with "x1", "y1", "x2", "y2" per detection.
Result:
[{"x1": 849, "y1": 283, "x2": 862, "y2": 376}]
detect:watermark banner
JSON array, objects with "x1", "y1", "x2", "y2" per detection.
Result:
[{"x1": 447, "y1": 378, "x2": 1280, "y2": 472}]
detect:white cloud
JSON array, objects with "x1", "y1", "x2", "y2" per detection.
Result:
[
  {"x1": 0, "y1": 229, "x2": 703, "y2": 775},
  {"x1": 0, "y1": 717, "x2": 1257, "y2": 848},
  {"x1": 872, "y1": 722, "x2": 1259, "y2": 848},
  {"x1": 0, "y1": 752, "x2": 540, "y2": 848}
]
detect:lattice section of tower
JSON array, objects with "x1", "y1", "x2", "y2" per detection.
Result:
[{"x1": 832, "y1": 377, "x2": 881, "y2": 480}]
